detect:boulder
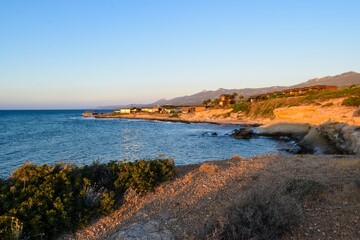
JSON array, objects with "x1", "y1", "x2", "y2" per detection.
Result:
[
  {"x1": 256, "y1": 123, "x2": 311, "y2": 138},
  {"x1": 230, "y1": 127, "x2": 254, "y2": 139}
]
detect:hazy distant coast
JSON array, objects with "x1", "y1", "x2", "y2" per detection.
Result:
[{"x1": 94, "y1": 111, "x2": 264, "y2": 126}]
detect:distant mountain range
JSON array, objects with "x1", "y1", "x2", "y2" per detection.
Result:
[{"x1": 99, "y1": 71, "x2": 360, "y2": 109}]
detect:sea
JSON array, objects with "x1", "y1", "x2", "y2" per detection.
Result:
[{"x1": 0, "y1": 110, "x2": 294, "y2": 177}]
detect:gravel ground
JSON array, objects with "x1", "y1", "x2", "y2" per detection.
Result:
[{"x1": 62, "y1": 154, "x2": 360, "y2": 240}]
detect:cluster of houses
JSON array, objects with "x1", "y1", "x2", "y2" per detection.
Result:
[
  {"x1": 219, "y1": 94, "x2": 237, "y2": 107},
  {"x1": 247, "y1": 85, "x2": 338, "y2": 102},
  {"x1": 114, "y1": 105, "x2": 208, "y2": 115},
  {"x1": 114, "y1": 94, "x2": 239, "y2": 115}
]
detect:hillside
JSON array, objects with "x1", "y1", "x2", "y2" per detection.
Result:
[
  {"x1": 155, "y1": 71, "x2": 360, "y2": 106},
  {"x1": 100, "y1": 71, "x2": 360, "y2": 109},
  {"x1": 150, "y1": 86, "x2": 287, "y2": 106},
  {"x1": 294, "y1": 71, "x2": 360, "y2": 88}
]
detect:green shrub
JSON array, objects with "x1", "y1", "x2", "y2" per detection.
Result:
[
  {"x1": 169, "y1": 113, "x2": 179, "y2": 118},
  {"x1": 115, "y1": 159, "x2": 175, "y2": 193},
  {"x1": 232, "y1": 102, "x2": 250, "y2": 113},
  {"x1": 285, "y1": 179, "x2": 325, "y2": 200},
  {"x1": 0, "y1": 159, "x2": 175, "y2": 239},
  {"x1": 0, "y1": 216, "x2": 22, "y2": 240},
  {"x1": 0, "y1": 163, "x2": 83, "y2": 238},
  {"x1": 342, "y1": 97, "x2": 360, "y2": 107}
]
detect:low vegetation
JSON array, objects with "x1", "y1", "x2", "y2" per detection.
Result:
[
  {"x1": 0, "y1": 159, "x2": 175, "y2": 239},
  {"x1": 231, "y1": 85, "x2": 360, "y2": 119},
  {"x1": 169, "y1": 113, "x2": 180, "y2": 118},
  {"x1": 208, "y1": 177, "x2": 327, "y2": 240},
  {"x1": 303, "y1": 85, "x2": 360, "y2": 102},
  {"x1": 285, "y1": 178, "x2": 325, "y2": 200},
  {"x1": 232, "y1": 102, "x2": 250, "y2": 114},
  {"x1": 342, "y1": 96, "x2": 360, "y2": 107}
]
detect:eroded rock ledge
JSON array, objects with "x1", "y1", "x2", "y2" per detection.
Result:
[
  {"x1": 318, "y1": 121, "x2": 360, "y2": 155},
  {"x1": 231, "y1": 121, "x2": 360, "y2": 155}
]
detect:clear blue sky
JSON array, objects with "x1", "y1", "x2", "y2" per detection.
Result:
[{"x1": 1, "y1": 0, "x2": 359, "y2": 109}]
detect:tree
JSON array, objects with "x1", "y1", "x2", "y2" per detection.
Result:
[
  {"x1": 202, "y1": 99, "x2": 213, "y2": 106},
  {"x1": 211, "y1": 98, "x2": 220, "y2": 106}
]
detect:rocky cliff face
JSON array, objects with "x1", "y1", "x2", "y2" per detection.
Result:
[
  {"x1": 318, "y1": 121, "x2": 360, "y2": 155},
  {"x1": 272, "y1": 99, "x2": 360, "y2": 126}
]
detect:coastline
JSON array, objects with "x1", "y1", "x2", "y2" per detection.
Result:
[
  {"x1": 94, "y1": 113, "x2": 265, "y2": 126},
  {"x1": 91, "y1": 108, "x2": 360, "y2": 155}
]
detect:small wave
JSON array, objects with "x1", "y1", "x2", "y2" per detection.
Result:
[
  {"x1": 217, "y1": 130, "x2": 234, "y2": 137},
  {"x1": 202, "y1": 132, "x2": 218, "y2": 137}
]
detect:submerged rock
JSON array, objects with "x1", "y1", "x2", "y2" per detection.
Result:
[
  {"x1": 230, "y1": 127, "x2": 254, "y2": 139},
  {"x1": 277, "y1": 141, "x2": 302, "y2": 154}
]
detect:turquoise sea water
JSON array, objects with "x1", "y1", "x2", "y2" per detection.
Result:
[{"x1": 0, "y1": 110, "x2": 291, "y2": 177}]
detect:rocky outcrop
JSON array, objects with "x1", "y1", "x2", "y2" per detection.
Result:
[
  {"x1": 298, "y1": 127, "x2": 339, "y2": 154},
  {"x1": 317, "y1": 121, "x2": 360, "y2": 155},
  {"x1": 253, "y1": 122, "x2": 360, "y2": 155},
  {"x1": 256, "y1": 123, "x2": 311, "y2": 138}
]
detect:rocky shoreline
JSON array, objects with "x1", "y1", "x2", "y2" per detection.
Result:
[
  {"x1": 95, "y1": 112, "x2": 360, "y2": 155},
  {"x1": 230, "y1": 121, "x2": 360, "y2": 155},
  {"x1": 93, "y1": 111, "x2": 266, "y2": 126}
]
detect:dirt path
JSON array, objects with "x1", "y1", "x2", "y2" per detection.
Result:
[{"x1": 62, "y1": 154, "x2": 360, "y2": 240}]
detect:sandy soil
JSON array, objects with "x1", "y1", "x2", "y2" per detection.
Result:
[{"x1": 62, "y1": 154, "x2": 360, "y2": 240}]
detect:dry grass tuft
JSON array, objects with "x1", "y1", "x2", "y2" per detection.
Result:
[
  {"x1": 285, "y1": 179, "x2": 325, "y2": 200},
  {"x1": 231, "y1": 154, "x2": 243, "y2": 160},
  {"x1": 199, "y1": 163, "x2": 219, "y2": 174},
  {"x1": 208, "y1": 185, "x2": 301, "y2": 240}
]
